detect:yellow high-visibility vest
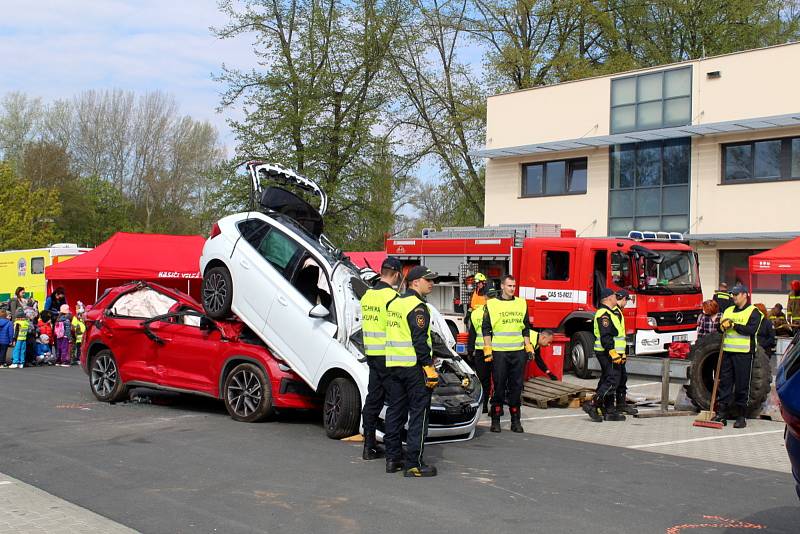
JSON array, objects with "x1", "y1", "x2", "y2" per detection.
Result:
[
  {"x1": 485, "y1": 297, "x2": 527, "y2": 352},
  {"x1": 593, "y1": 308, "x2": 626, "y2": 352},
  {"x1": 470, "y1": 305, "x2": 485, "y2": 350},
  {"x1": 14, "y1": 319, "x2": 29, "y2": 341},
  {"x1": 360, "y1": 287, "x2": 397, "y2": 356},
  {"x1": 385, "y1": 295, "x2": 430, "y2": 367},
  {"x1": 722, "y1": 305, "x2": 762, "y2": 353},
  {"x1": 72, "y1": 317, "x2": 86, "y2": 344}
]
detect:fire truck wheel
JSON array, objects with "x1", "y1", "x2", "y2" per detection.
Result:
[
  {"x1": 570, "y1": 331, "x2": 595, "y2": 379},
  {"x1": 686, "y1": 333, "x2": 772, "y2": 417}
]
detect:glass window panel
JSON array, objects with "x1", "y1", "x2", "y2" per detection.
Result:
[
  {"x1": 609, "y1": 218, "x2": 634, "y2": 236},
  {"x1": 545, "y1": 161, "x2": 566, "y2": 195},
  {"x1": 611, "y1": 77, "x2": 636, "y2": 106},
  {"x1": 662, "y1": 215, "x2": 689, "y2": 232},
  {"x1": 664, "y1": 68, "x2": 691, "y2": 98},
  {"x1": 568, "y1": 159, "x2": 587, "y2": 193},
  {"x1": 635, "y1": 216, "x2": 660, "y2": 231},
  {"x1": 523, "y1": 164, "x2": 543, "y2": 196},
  {"x1": 724, "y1": 144, "x2": 751, "y2": 181},
  {"x1": 611, "y1": 105, "x2": 635, "y2": 133},
  {"x1": 637, "y1": 72, "x2": 663, "y2": 101},
  {"x1": 636, "y1": 144, "x2": 661, "y2": 186},
  {"x1": 611, "y1": 145, "x2": 635, "y2": 188},
  {"x1": 609, "y1": 190, "x2": 633, "y2": 217},
  {"x1": 635, "y1": 187, "x2": 660, "y2": 216},
  {"x1": 637, "y1": 101, "x2": 663, "y2": 129},
  {"x1": 754, "y1": 140, "x2": 782, "y2": 179},
  {"x1": 664, "y1": 97, "x2": 691, "y2": 126},
  {"x1": 662, "y1": 185, "x2": 688, "y2": 215},
  {"x1": 793, "y1": 139, "x2": 800, "y2": 178},
  {"x1": 663, "y1": 140, "x2": 690, "y2": 184}
]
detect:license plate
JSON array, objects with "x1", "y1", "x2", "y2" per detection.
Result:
[{"x1": 672, "y1": 334, "x2": 688, "y2": 342}]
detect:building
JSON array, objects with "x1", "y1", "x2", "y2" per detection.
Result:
[{"x1": 475, "y1": 42, "x2": 800, "y2": 306}]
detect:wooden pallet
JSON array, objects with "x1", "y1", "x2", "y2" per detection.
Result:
[{"x1": 522, "y1": 378, "x2": 593, "y2": 409}]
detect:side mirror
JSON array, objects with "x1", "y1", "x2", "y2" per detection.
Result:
[{"x1": 309, "y1": 304, "x2": 330, "y2": 318}]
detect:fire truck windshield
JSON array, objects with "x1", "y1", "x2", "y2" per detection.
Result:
[{"x1": 637, "y1": 250, "x2": 700, "y2": 294}]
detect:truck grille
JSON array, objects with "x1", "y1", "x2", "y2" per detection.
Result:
[{"x1": 648, "y1": 310, "x2": 700, "y2": 328}]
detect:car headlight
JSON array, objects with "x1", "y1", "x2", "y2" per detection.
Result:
[{"x1": 647, "y1": 317, "x2": 657, "y2": 327}]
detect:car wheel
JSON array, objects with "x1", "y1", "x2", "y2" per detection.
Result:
[
  {"x1": 203, "y1": 265, "x2": 233, "y2": 319},
  {"x1": 323, "y1": 377, "x2": 360, "y2": 439},
  {"x1": 223, "y1": 363, "x2": 274, "y2": 422},
  {"x1": 570, "y1": 331, "x2": 595, "y2": 379},
  {"x1": 89, "y1": 349, "x2": 128, "y2": 403}
]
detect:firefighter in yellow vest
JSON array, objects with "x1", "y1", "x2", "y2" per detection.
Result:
[
  {"x1": 583, "y1": 288, "x2": 626, "y2": 422},
  {"x1": 359, "y1": 257, "x2": 402, "y2": 461},
  {"x1": 787, "y1": 280, "x2": 800, "y2": 324},
  {"x1": 482, "y1": 274, "x2": 554, "y2": 433},
  {"x1": 715, "y1": 284, "x2": 764, "y2": 428},
  {"x1": 467, "y1": 288, "x2": 496, "y2": 413},
  {"x1": 469, "y1": 272, "x2": 488, "y2": 311},
  {"x1": 384, "y1": 265, "x2": 439, "y2": 477}
]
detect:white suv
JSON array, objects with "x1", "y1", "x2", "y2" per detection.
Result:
[{"x1": 199, "y1": 162, "x2": 481, "y2": 441}]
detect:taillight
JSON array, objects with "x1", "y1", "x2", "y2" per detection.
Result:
[{"x1": 209, "y1": 222, "x2": 221, "y2": 239}]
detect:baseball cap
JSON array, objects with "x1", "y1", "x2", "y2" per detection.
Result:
[
  {"x1": 381, "y1": 257, "x2": 402, "y2": 272},
  {"x1": 406, "y1": 265, "x2": 439, "y2": 282},
  {"x1": 615, "y1": 289, "x2": 630, "y2": 300},
  {"x1": 730, "y1": 284, "x2": 749, "y2": 295},
  {"x1": 599, "y1": 288, "x2": 615, "y2": 300}
]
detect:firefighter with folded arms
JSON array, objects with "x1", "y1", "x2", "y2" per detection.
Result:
[
  {"x1": 383, "y1": 265, "x2": 440, "y2": 477},
  {"x1": 359, "y1": 257, "x2": 402, "y2": 461},
  {"x1": 483, "y1": 275, "x2": 557, "y2": 434},
  {"x1": 613, "y1": 289, "x2": 637, "y2": 416},
  {"x1": 714, "y1": 284, "x2": 764, "y2": 428},
  {"x1": 584, "y1": 288, "x2": 627, "y2": 422}
]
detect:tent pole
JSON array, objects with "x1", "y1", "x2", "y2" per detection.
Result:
[
  {"x1": 187, "y1": 279, "x2": 190, "y2": 293},
  {"x1": 95, "y1": 277, "x2": 99, "y2": 302}
]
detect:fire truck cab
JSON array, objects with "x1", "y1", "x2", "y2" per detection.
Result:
[{"x1": 386, "y1": 226, "x2": 703, "y2": 378}]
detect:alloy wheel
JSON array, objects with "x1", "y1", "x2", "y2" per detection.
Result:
[
  {"x1": 324, "y1": 382, "x2": 341, "y2": 429},
  {"x1": 203, "y1": 271, "x2": 228, "y2": 314},
  {"x1": 226, "y1": 369, "x2": 263, "y2": 418},
  {"x1": 91, "y1": 354, "x2": 118, "y2": 397}
]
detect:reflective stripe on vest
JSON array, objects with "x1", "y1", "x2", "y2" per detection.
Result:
[
  {"x1": 470, "y1": 305, "x2": 485, "y2": 350},
  {"x1": 722, "y1": 305, "x2": 761, "y2": 353},
  {"x1": 714, "y1": 291, "x2": 731, "y2": 299},
  {"x1": 593, "y1": 308, "x2": 626, "y2": 352},
  {"x1": 14, "y1": 319, "x2": 29, "y2": 341},
  {"x1": 385, "y1": 295, "x2": 430, "y2": 367},
  {"x1": 486, "y1": 297, "x2": 527, "y2": 351},
  {"x1": 360, "y1": 287, "x2": 398, "y2": 356}
]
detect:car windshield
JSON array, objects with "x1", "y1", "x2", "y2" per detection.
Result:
[{"x1": 638, "y1": 250, "x2": 700, "y2": 294}]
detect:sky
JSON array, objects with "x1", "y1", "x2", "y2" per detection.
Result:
[{"x1": 0, "y1": 0, "x2": 256, "y2": 155}]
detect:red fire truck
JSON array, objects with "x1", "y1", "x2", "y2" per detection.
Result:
[{"x1": 385, "y1": 225, "x2": 703, "y2": 378}]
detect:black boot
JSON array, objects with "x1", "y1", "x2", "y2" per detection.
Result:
[
  {"x1": 711, "y1": 412, "x2": 728, "y2": 426},
  {"x1": 362, "y1": 433, "x2": 385, "y2": 460},
  {"x1": 733, "y1": 416, "x2": 747, "y2": 429},
  {"x1": 616, "y1": 397, "x2": 638, "y2": 416},
  {"x1": 385, "y1": 459, "x2": 404, "y2": 473},
  {"x1": 510, "y1": 409, "x2": 524, "y2": 433},
  {"x1": 582, "y1": 398, "x2": 603, "y2": 422},
  {"x1": 481, "y1": 400, "x2": 489, "y2": 414},
  {"x1": 490, "y1": 406, "x2": 502, "y2": 432},
  {"x1": 603, "y1": 407, "x2": 626, "y2": 422}
]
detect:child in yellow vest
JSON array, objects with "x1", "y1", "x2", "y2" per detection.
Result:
[{"x1": 11, "y1": 308, "x2": 30, "y2": 368}]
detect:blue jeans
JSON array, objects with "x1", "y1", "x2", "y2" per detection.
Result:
[{"x1": 12, "y1": 341, "x2": 26, "y2": 365}]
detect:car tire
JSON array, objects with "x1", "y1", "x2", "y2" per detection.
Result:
[
  {"x1": 686, "y1": 333, "x2": 772, "y2": 417},
  {"x1": 223, "y1": 363, "x2": 274, "y2": 422},
  {"x1": 570, "y1": 331, "x2": 595, "y2": 379},
  {"x1": 203, "y1": 265, "x2": 233, "y2": 319},
  {"x1": 89, "y1": 349, "x2": 128, "y2": 403},
  {"x1": 323, "y1": 377, "x2": 360, "y2": 439}
]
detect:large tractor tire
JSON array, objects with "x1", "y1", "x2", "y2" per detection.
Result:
[{"x1": 685, "y1": 333, "x2": 772, "y2": 417}]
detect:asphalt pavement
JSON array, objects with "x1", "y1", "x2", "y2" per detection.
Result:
[{"x1": 0, "y1": 367, "x2": 797, "y2": 533}]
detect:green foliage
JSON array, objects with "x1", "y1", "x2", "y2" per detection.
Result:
[{"x1": 0, "y1": 163, "x2": 61, "y2": 249}]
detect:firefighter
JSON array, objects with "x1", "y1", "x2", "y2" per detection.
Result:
[
  {"x1": 713, "y1": 282, "x2": 733, "y2": 312},
  {"x1": 714, "y1": 285, "x2": 764, "y2": 428},
  {"x1": 384, "y1": 265, "x2": 440, "y2": 477},
  {"x1": 469, "y1": 272, "x2": 488, "y2": 311},
  {"x1": 467, "y1": 288, "x2": 497, "y2": 413},
  {"x1": 613, "y1": 289, "x2": 637, "y2": 416},
  {"x1": 528, "y1": 329, "x2": 558, "y2": 382},
  {"x1": 359, "y1": 257, "x2": 402, "y2": 461},
  {"x1": 787, "y1": 280, "x2": 800, "y2": 325},
  {"x1": 583, "y1": 288, "x2": 626, "y2": 423},
  {"x1": 482, "y1": 274, "x2": 542, "y2": 433}
]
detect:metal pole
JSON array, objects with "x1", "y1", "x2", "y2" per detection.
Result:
[{"x1": 661, "y1": 358, "x2": 670, "y2": 412}]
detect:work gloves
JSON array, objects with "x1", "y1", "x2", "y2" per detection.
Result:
[
  {"x1": 720, "y1": 318, "x2": 733, "y2": 330},
  {"x1": 422, "y1": 365, "x2": 439, "y2": 390},
  {"x1": 609, "y1": 349, "x2": 626, "y2": 364},
  {"x1": 525, "y1": 341, "x2": 535, "y2": 361},
  {"x1": 483, "y1": 347, "x2": 493, "y2": 363}
]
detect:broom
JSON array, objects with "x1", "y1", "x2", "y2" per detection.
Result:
[{"x1": 693, "y1": 340, "x2": 725, "y2": 429}]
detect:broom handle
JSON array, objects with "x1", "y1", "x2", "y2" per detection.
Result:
[{"x1": 708, "y1": 339, "x2": 725, "y2": 411}]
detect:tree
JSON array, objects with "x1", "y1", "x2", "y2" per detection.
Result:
[
  {"x1": 0, "y1": 92, "x2": 43, "y2": 167},
  {"x1": 0, "y1": 163, "x2": 61, "y2": 249}
]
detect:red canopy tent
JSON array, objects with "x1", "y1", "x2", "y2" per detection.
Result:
[
  {"x1": 749, "y1": 236, "x2": 800, "y2": 292},
  {"x1": 45, "y1": 232, "x2": 206, "y2": 306}
]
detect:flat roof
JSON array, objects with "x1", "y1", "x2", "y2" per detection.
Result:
[
  {"x1": 471, "y1": 112, "x2": 800, "y2": 159},
  {"x1": 685, "y1": 231, "x2": 800, "y2": 242}
]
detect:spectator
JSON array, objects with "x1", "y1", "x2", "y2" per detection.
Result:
[
  {"x1": 0, "y1": 310, "x2": 13, "y2": 367},
  {"x1": 769, "y1": 303, "x2": 793, "y2": 336},
  {"x1": 35, "y1": 334, "x2": 55, "y2": 366},
  {"x1": 37, "y1": 311, "x2": 53, "y2": 348},
  {"x1": 45, "y1": 287, "x2": 67, "y2": 317},
  {"x1": 54, "y1": 304, "x2": 72, "y2": 367},
  {"x1": 755, "y1": 303, "x2": 777, "y2": 355},
  {"x1": 696, "y1": 299, "x2": 720, "y2": 340},
  {"x1": 9, "y1": 287, "x2": 33, "y2": 319},
  {"x1": 11, "y1": 308, "x2": 31, "y2": 369},
  {"x1": 71, "y1": 310, "x2": 86, "y2": 365}
]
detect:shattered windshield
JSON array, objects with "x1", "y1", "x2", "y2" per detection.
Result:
[{"x1": 639, "y1": 250, "x2": 700, "y2": 294}]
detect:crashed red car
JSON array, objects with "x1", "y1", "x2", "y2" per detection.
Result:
[{"x1": 80, "y1": 281, "x2": 318, "y2": 421}]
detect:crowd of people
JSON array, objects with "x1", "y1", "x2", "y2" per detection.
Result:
[{"x1": 0, "y1": 286, "x2": 85, "y2": 369}]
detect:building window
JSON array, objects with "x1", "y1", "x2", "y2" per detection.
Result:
[
  {"x1": 608, "y1": 138, "x2": 690, "y2": 235},
  {"x1": 722, "y1": 135, "x2": 800, "y2": 183},
  {"x1": 543, "y1": 251, "x2": 570, "y2": 281},
  {"x1": 610, "y1": 66, "x2": 692, "y2": 134},
  {"x1": 522, "y1": 158, "x2": 587, "y2": 197},
  {"x1": 31, "y1": 257, "x2": 45, "y2": 275}
]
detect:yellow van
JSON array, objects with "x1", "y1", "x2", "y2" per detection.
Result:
[{"x1": 0, "y1": 244, "x2": 90, "y2": 305}]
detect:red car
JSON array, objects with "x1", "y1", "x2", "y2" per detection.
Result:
[{"x1": 80, "y1": 281, "x2": 319, "y2": 421}]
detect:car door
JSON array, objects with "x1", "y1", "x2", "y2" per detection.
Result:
[
  {"x1": 230, "y1": 219, "x2": 278, "y2": 329},
  {"x1": 147, "y1": 310, "x2": 220, "y2": 395}
]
